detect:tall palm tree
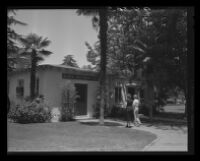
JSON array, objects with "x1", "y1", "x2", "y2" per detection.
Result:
[
  {"x1": 77, "y1": 8, "x2": 108, "y2": 125},
  {"x1": 19, "y1": 33, "x2": 52, "y2": 100},
  {"x1": 61, "y1": 55, "x2": 79, "y2": 68}
]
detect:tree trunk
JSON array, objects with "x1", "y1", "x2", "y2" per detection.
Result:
[
  {"x1": 99, "y1": 8, "x2": 108, "y2": 125},
  {"x1": 30, "y1": 50, "x2": 37, "y2": 100},
  {"x1": 147, "y1": 84, "x2": 154, "y2": 120}
]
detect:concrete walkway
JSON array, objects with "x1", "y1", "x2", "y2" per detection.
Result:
[
  {"x1": 134, "y1": 124, "x2": 188, "y2": 151},
  {"x1": 78, "y1": 118, "x2": 188, "y2": 151}
]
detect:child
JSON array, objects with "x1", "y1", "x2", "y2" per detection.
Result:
[
  {"x1": 133, "y1": 94, "x2": 142, "y2": 126},
  {"x1": 126, "y1": 94, "x2": 133, "y2": 128}
]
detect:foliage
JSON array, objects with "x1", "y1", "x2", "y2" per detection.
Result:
[
  {"x1": 85, "y1": 8, "x2": 148, "y2": 80},
  {"x1": 60, "y1": 82, "x2": 79, "y2": 121},
  {"x1": 108, "y1": 105, "x2": 132, "y2": 121},
  {"x1": 7, "y1": 10, "x2": 28, "y2": 114},
  {"x1": 18, "y1": 33, "x2": 52, "y2": 64},
  {"x1": 85, "y1": 42, "x2": 100, "y2": 71},
  {"x1": 7, "y1": 9, "x2": 27, "y2": 72},
  {"x1": 61, "y1": 55, "x2": 79, "y2": 68},
  {"x1": 8, "y1": 96, "x2": 52, "y2": 123},
  {"x1": 18, "y1": 33, "x2": 52, "y2": 99},
  {"x1": 84, "y1": 8, "x2": 188, "y2": 114}
]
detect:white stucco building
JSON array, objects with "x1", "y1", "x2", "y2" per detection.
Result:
[{"x1": 8, "y1": 64, "x2": 150, "y2": 118}]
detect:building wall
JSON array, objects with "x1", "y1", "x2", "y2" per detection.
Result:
[
  {"x1": 42, "y1": 69, "x2": 99, "y2": 117},
  {"x1": 8, "y1": 68, "x2": 100, "y2": 117},
  {"x1": 8, "y1": 72, "x2": 29, "y2": 105},
  {"x1": 8, "y1": 68, "x2": 148, "y2": 117},
  {"x1": 8, "y1": 70, "x2": 45, "y2": 105}
]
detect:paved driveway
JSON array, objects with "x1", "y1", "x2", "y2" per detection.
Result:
[{"x1": 138, "y1": 123, "x2": 187, "y2": 151}]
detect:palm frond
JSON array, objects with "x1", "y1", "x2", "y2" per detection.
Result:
[
  {"x1": 35, "y1": 56, "x2": 44, "y2": 62},
  {"x1": 92, "y1": 16, "x2": 99, "y2": 31},
  {"x1": 39, "y1": 38, "x2": 51, "y2": 49},
  {"x1": 18, "y1": 36, "x2": 32, "y2": 48},
  {"x1": 7, "y1": 15, "x2": 27, "y2": 26},
  {"x1": 38, "y1": 50, "x2": 52, "y2": 56}
]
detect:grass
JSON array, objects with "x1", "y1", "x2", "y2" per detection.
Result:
[
  {"x1": 153, "y1": 104, "x2": 186, "y2": 121},
  {"x1": 7, "y1": 121, "x2": 157, "y2": 152}
]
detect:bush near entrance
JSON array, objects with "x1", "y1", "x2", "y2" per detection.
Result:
[
  {"x1": 60, "y1": 82, "x2": 78, "y2": 121},
  {"x1": 8, "y1": 96, "x2": 52, "y2": 123}
]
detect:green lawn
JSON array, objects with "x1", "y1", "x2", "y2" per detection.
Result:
[
  {"x1": 162, "y1": 104, "x2": 185, "y2": 113},
  {"x1": 7, "y1": 121, "x2": 157, "y2": 152}
]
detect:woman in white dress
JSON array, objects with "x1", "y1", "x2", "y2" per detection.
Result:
[{"x1": 133, "y1": 94, "x2": 142, "y2": 126}]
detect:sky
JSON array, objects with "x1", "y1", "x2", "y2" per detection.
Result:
[{"x1": 12, "y1": 9, "x2": 98, "y2": 67}]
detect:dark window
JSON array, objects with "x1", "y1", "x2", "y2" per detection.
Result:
[
  {"x1": 127, "y1": 87, "x2": 135, "y2": 99},
  {"x1": 16, "y1": 79, "x2": 24, "y2": 98},
  {"x1": 140, "y1": 89, "x2": 144, "y2": 98},
  {"x1": 18, "y1": 79, "x2": 24, "y2": 87},
  {"x1": 115, "y1": 87, "x2": 122, "y2": 103}
]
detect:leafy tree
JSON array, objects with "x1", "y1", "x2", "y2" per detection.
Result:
[
  {"x1": 85, "y1": 8, "x2": 147, "y2": 79},
  {"x1": 61, "y1": 55, "x2": 79, "y2": 68},
  {"x1": 7, "y1": 9, "x2": 27, "y2": 113},
  {"x1": 85, "y1": 41, "x2": 100, "y2": 71},
  {"x1": 140, "y1": 8, "x2": 188, "y2": 117},
  {"x1": 84, "y1": 8, "x2": 188, "y2": 118},
  {"x1": 7, "y1": 10, "x2": 28, "y2": 71},
  {"x1": 19, "y1": 33, "x2": 52, "y2": 100}
]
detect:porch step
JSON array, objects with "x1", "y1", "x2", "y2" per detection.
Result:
[{"x1": 74, "y1": 115, "x2": 92, "y2": 120}]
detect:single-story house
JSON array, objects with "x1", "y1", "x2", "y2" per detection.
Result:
[{"x1": 7, "y1": 64, "x2": 153, "y2": 118}]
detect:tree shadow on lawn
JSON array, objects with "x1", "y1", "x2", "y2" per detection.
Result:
[
  {"x1": 79, "y1": 121, "x2": 123, "y2": 127},
  {"x1": 141, "y1": 119, "x2": 187, "y2": 134}
]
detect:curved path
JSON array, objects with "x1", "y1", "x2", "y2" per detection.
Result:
[{"x1": 79, "y1": 119, "x2": 188, "y2": 151}]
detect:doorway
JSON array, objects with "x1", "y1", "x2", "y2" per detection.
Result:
[
  {"x1": 74, "y1": 84, "x2": 88, "y2": 116},
  {"x1": 127, "y1": 87, "x2": 135, "y2": 99}
]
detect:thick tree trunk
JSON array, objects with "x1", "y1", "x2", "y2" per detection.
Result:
[
  {"x1": 30, "y1": 50, "x2": 37, "y2": 100},
  {"x1": 99, "y1": 9, "x2": 108, "y2": 125},
  {"x1": 147, "y1": 84, "x2": 154, "y2": 120}
]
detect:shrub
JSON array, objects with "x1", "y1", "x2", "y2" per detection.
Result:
[
  {"x1": 139, "y1": 102, "x2": 149, "y2": 116},
  {"x1": 8, "y1": 96, "x2": 52, "y2": 124},
  {"x1": 108, "y1": 105, "x2": 129, "y2": 121},
  {"x1": 60, "y1": 82, "x2": 78, "y2": 121}
]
